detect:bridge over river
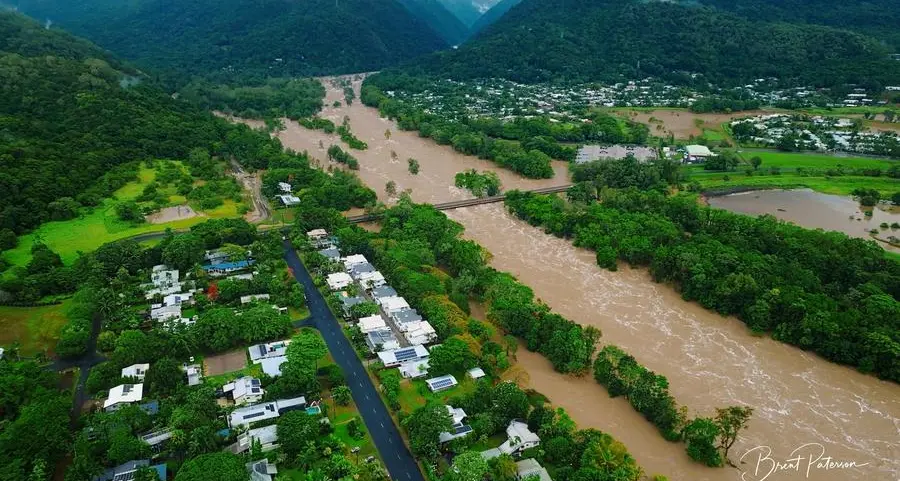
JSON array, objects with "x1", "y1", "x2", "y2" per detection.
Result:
[{"x1": 346, "y1": 184, "x2": 573, "y2": 223}]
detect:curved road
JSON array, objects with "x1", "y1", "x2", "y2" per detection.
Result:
[{"x1": 283, "y1": 240, "x2": 425, "y2": 481}]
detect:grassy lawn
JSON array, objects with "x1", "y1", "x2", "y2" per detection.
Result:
[
  {"x1": 397, "y1": 376, "x2": 479, "y2": 413},
  {"x1": 0, "y1": 300, "x2": 72, "y2": 355},
  {"x1": 737, "y1": 151, "x2": 896, "y2": 170},
  {"x1": 288, "y1": 306, "x2": 311, "y2": 321},
  {"x1": 2, "y1": 166, "x2": 246, "y2": 268}
]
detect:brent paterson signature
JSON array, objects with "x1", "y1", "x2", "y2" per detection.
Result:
[{"x1": 739, "y1": 443, "x2": 869, "y2": 481}]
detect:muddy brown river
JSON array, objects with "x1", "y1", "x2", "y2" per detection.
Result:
[{"x1": 237, "y1": 77, "x2": 900, "y2": 481}]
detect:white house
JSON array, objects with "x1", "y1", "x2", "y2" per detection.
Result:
[
  {"x1": 398, "y1": 359, "x2": 430, "y2": 379},
  {"x1": 104, "y1": 384, "x2": 144, "y2": 411},
  {"x1": 439, "y1": 405, "x2": 473, "y2": 443},
  {"x1": 684, "y1": 145, "x2": 714, "y2": 163},
  {"x1": 391, "y1": 308, "x2": 423, "y2": 330},
  {"x1": 404, "y1": 321, "x2": 437, "y2": 345},
  {"x1": 342, "y1": 254, "x2": 369, "y2": 271},
  {"x1": 249, "y1": 340, "x2": 291, "y2": 362},
  {"x1": 150, "y1": 305, "x2": 181, "y2": 322},
  {"x1": 278, "y1": 195, "x2": 301, "y2": 206},
  {"x1": 260, "y1": 356, "x2": 288, "y2": 377},
  {"x1": 358, "y1": 315, "x2": 387, "y2": 333},
  {"x1": 307, "y1": 229, "x2": 328, "y2": 241},
  {"x1": 150, "y1": 266, "x2": 179, "y2": 288},
  {"x1": 425, "y1": 375, "x2": 458, "y2": 393},
  {"x1": 231, "y1": 425, "x2": 279, "y2": 454},
  {"x1": 377, "y1": 345, "x2": 429, "y2": 368},
  {"x1": 162, "y1": 291, "x2": 194, "y2": 307},
  {"x1": 121, "y1": 363, "x2": 149, "y2": 382},
  {"x1": 356, "y1": 270, "x2": 386, "y2": 289},
  {"x1": 326, "y1": 272, "x2": 353, "y2": 291},
  {"x1": 183, "y1": 364, "x2": 203, "y2": 386},
  {"x1": 228, "y1": 397, "x2": 307, "y2": 428},
  {"x1": 365, "y1": 329, "x2": 400, "y2": 352},
  {"x1": 241, "y1": 294, "x2": 271, "y2": 304},
  {"x1": 516, "y1": 459, "x2": 552, "y2": 481},
  {"x1": 467, "y1": 367, "x2": 486, "y2": 380},
  {"x1": 502, "y1": 420, "x2": 541, "y2": 454},
  {"x1": 318, "y1": 247, "x2": 341, "y2": 261},
  {"x1": 278, "y1": 182, "x2": 292, "y2": 193},
  {"x1": 370, "y1": 285, "x2": 398, "y2": 300},
  {"x1": 379, "y1": 296, "x2": 410, "y2": 314},
  {"x1": 223, "y1": 376, "x2": 265, "y2": 405}
]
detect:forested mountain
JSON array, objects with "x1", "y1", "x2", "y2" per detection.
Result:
[
  {"x1": 10, "y1": 0, "x2": 448, "y2": 83},
  {"x1": 696, "y1": 0, "x2": 900, "y2": 50},
  {"x1": 437, "y1": 0, "x2": 497, "y2": 26},
  {"x1": 397, "y1": 0, "x2": 471, "y2": 45},
  {"x1": 469, "y1": 0, "x2": 522, "y2": 36},
  {"x1": 406, "y1": 0, "x2": 900, "y2": 88}
]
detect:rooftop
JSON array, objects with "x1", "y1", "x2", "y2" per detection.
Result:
[
  {"x1": 377, "y1": 345, "x2": 429, "y2": 365},
  {"x1": 370, "y1": 285, "x2": 398, "y2": 298},
  {"x1": 104, "y1": 384, "x2": 144, "y2": 409}
]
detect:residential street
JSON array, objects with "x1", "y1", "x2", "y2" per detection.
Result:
[{"x1": 283, "y1": 240, "x2": 425, "y2": 481}]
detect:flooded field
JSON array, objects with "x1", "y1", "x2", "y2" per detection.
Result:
[
  {"x1": 708, "y1": 189, "x2": 900, "y2": 252},
  {"x1": 615, "y1": 109, "x2": 771, "y2": 139},
  {"x1": 234, "y1": 77, "x2": 900, "y2": 481}
]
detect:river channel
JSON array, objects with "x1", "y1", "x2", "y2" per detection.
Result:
[{"x1": 236, "y1": 77, "x2": 900, "y2": 481}]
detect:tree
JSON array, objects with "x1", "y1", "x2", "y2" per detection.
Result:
[
  {"x1": 450, "y1": 451, "x2": 489, "y2": 481},
  {"x1": 407, "y1": 158, "x2": 420, "y2": 175},
  {"x1": 0, "y1": 229, "x2": 16, "y2": 250},
  {"x1": 750, "y1": 156, "x2": 762, "y2": 170},
  {"x1": 385, "y1": 181, "x2": 397, "y2": 197},
  {"x1": 385, "y1": 129, "x2": 392, "y2": 140},
  {"x1": 428, "y1": 337, "x2": 477, "y2": 376},
  {"x1": 278, "y1": 410, "x2": 320, "y2": 459},
  {"x1": 173, "y1": 452, "x2": 247, "y2": 481},
  {"x1": 115, "y1": 201, "x2": 144, "y2": 223},
  {"x1": 145, "y1": 357, "x2": 184, "y2": 397},
  {"x1": 405, "y1": 403, "x2": 453, "y2": 459},
  {"x1": 162, "y1": 233, "x2": 205, "y2": 271},
  {"x1": 683, "y1": 417, "x2": 722, "y2": 467},
  {"x1": 715, "y1": 406, "x2": 753, "y2": 464},
  {"x1": 349, "y1": 301, "x2": 379, "y2": 319},
  {"x1": 490, "y1": 454, "x2": 518, "y2": 481},
  {"x1": 332, "y1": 385, "x2": 352, "y2": 406}
]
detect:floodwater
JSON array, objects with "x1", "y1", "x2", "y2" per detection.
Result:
[
  {"x1": 234, "y1": 77, "x2": 900, "y2": 481},
  {"x1": 708, "y1": 189, "x2": 900, "y2": 252}
]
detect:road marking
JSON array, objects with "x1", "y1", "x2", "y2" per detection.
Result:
[
  {"x1": 388, "y1": 438, "x2": 393, "y2": 444},
  {"x1": 380, "y1": 422, "x2": 385, "y2": 428},
  {"x1": 397, "y1": 454, "x2": 401, "y2": 460},
  {"x1": 366, "y1": 394, "x2": 370, "y2": 400},
  {"x1": 407, "y1": 474, "x2": 411, "y2": 480}
]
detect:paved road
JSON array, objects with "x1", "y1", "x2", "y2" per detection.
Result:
[
  {"x1": 48, "y1": 313, "x2": 104, "y2": 427},
  {"x1": 283, "y1": 240, "x2": 425, "y2": 481}
]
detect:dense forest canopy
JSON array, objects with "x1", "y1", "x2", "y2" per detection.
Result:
[
  {"x1": 404, "y1": 0, "x2": 900, "y2": 88},
  {"x1": 10, "y1": 0, "x2": 448, "y2": 84},
  {"x1": 0, "y1": 12, "x2": 230, "y2": 235}
]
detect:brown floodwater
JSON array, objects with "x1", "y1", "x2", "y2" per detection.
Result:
[
  {"x1": 708, "y1": 189, "x2": 900, "y2": 253},
  {"x1": 234, "y1": 77, "x2": 900, "y2": 481}
]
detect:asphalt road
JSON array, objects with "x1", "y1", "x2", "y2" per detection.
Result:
[{"x1": 283, "y1": 240, "x2": 425, "y2": 481}]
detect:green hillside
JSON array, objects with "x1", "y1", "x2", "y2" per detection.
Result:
[
  {"x1": 398, "y1": 0, "x2": 471, "y2": 45},
  {"x1": 12, "y1": 0, "x2": 449, "y2": 83},
  {"x1": 408, "y1": 0, "x2": 900, "y2": 88}
]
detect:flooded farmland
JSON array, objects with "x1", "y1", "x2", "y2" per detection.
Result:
[
  {"x1": 234, "y1": 77, "x2": 900, "y2": 481},
  {"x1": 708, "y1": 189, "x2": 900, "y2": 252}
]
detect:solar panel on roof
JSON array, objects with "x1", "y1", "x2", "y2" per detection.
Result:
[
  {"x1": 244, "y1": 411, "x2": 266, "y2": 419},
  {"x1": 251, "y1": 379, "x2": 261, "y2": 386},
  {"x1": 454, "y1": 425, "x2": 473, "y2": 435},
  {"x1": 394, "y1": 348, "x2": 418, "y2": 362},
  {"x1": 429, "y1": 377, "x2": 456, "y2": 389},
  {"x1": 122, "y1": 385, "x2": 133, "y2": 393}
]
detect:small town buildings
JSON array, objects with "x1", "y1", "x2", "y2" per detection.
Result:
[
  {"x1": 228, "y1": 397, "x2": 307, "y2": 427},
  {"x1": 205, "y1": 250, "x2": 231, "y2": 265},
  {"x1": 482, "y1": 420, "x2": 542, "y2": 460},
  {"x1": 339, "y1": 294, "x2": 366, "y2": 317},
  {"x1": 150, "y1": 304, "x2": 181, "y2": 322},
  {"x1": 278, "y1": 194, "x2": 301, "y2": 206},
  {"x1": 150, "y1": 266, "x2": 179, "y2": 290},
  {"x1": 241, "y1": 294, "x2": 271, "y2": 304},
  {"x1": 390, "y1": 308, "x2": 423, "y2": 329},
  {"x1": 439, "y1": 405, "x2": 473, "y2": 443},
  {"x1": 516, "y1": 459, "x2": 553, "y2": 481},
  {"x1": 278, "y1": 182, "x2": 292, "y2": 193},
  {"x1": 249, "y1": 340, "x2": 291, "y2": 362},
  {"x1": 223, "y1": 376, "x2": 265, "y2": 405},
  {"x1": 247, "y1": 459, "x2": 278, "y2": 481},
  {"x1": 356, "y1": 270, "x2": 386, "y2": 289},
  {"x1": 162, "y1": 291, "x2": 194, "y2": 307},
  {"x1": 426, "y1": 375, "x2": 458, "y2": 393},
  {"x1": 358, "y1": 314, "x2": 387, "y2": 333},
  {"x1": 404, "y1": 321, "x2": 437, "y2": 345},
  {"x1": 183, "y1": 364, "x2": 203, "y2": 386},
  {"x1": 203, "y1": 260, "x2": 254, "y2": 277},
  {"x1": 379, "y1": 296, "x2": 410, "y2": 313},
  {"x1": 398, "y1": 359, "x2": 430, "y2": 379},
  {"x1": 326, "y1": 272, "x2": 353, "y2": 290},
  {"x1": 377, "y1": 345, "x2": 430, "y2": 368},
  {"x1": 260, "y1": 356, "x2": 288, "y2": 377},
  {"x1": 307, "y1": 229, "x2": 328, "y2": 241},
  {"x1": 228, "y1": 273, "x2": 255, "y2": 281},
  {"x1": 467, "y1": 367, "x2": 486, "y2": 380},
  {"x1": 342, "y1": 255, "x2": 369, "y2": 272},
  {"x1": 349, "y1": 262, "x2": 376, "y2": 278},
  {"x1": 370, "y1": 285, "x2": 398, "y2": 299},
  {"x1": 140, "y1": 428, "x2": 173, "y2": 452},
  {"x1": 230, "y1": 425, "x2": 279, "y2": 454},
  {"x1": 683, "y1": 145, "x2": 714, "y2": 163},
  {"x1": 575, "y1": 145, "x2": 658, "y2": 164},
  {"x1": 104, "y1": 384, "x2": 144, "y2": 411},
  {"x1": 92, "y1": 460, "x2": 165, "y2": 481},
  {"x1": 121, "y1": 363, "x2": 149, "y2": 382},
  {"x1": 365, "y1": 329, "x2": 400, "y2": 352},
  {"x1": 318, "y1": 247, "x2": 341, "y2": 261}
]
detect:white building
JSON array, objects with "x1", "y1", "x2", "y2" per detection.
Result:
[
  {"x1": 326, "y1": 272, "x2": 353, "y2": 291},
  {"x1": 358, "y1": 315, "x2": 387, "y2": 334},
  {"x1": 426, "y1": 375, "x2": 458, "y2": 393},
  {"x1": 502, "y1": 420, "x2": 541, "y2": 454},
  {"x1": 241, "y1": 294, "x2": 271, "y2": 304},
  {"x1": 278, "y1": 195, "x2": 301, "y2": 206},
  {"x1": 391, "y1": 308, "x2": 423, "y2": 330},
  {"x1": 467, "y1": 367, "x2": 486, "y2": 380},
  {"x1": 379, "y1": 296, "x2": 410, "y2": 313},
  {"x1": 231, "y1": 425, "x2": 280, "y2": 454},
  {"x1": 404, "y1": 321, "x2": 437, "y2": 345},
  {"x1": 121, "y1": 363, "x2": 149, "y2": 382},
  {"x1": 398, "y1": 359, "x2": 430, "y2": 379},
  {"x1": 307, "y1": 229, "x2": 328, "y2": 241},
  {"x1": 162, "y1": 292, "x2": 194, "y2": 307},
  {"x1": 342, "y1": 254, "x2": 369, "y2": 271},
  {"x1": 439, "y1": 405, "x2": 473, "y2": 443},
  {"x1": 370, "y1": 285, "x2": 398, "y2": 300},
  {"x1": 684, "y1": 145, "x2": 714, "y2": 163},
  {"x1": 223, "y1": 376, "x2": 265, "y2": 405},
  {"x1": 278, "y1": 182, "x2": 292, "y2": 193},
  {"x1": 356, "y1": 270, "x2": 386, "y2": 289},
  {"x1": 377, "y1": 345, "x2": 430, "y2": 368},
  {"x1": 249, "y1": 340, "x2": 291, "y2": 362},
  {"x1": 150, "y1": 305, "x2": 181, "y2": 322},
  {"x1": 228, "y1": 397, "x2": 307, "y2": 427},
  {"x1": 365, "y1": 329, "x2": 400, "y2": 352},
  {"x1": 183, "y1": 364, "x2": 203, "y2": 386},
  {"x1": 260, "y1": 356, "x2": 288, "y2": 377},
  {"x1": 104, "y1": 384, "x2": 144, "y2": 411}
]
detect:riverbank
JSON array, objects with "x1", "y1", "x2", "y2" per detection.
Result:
[{"x1": 229, "y1": 75, "x2": 900, "y2": 481}]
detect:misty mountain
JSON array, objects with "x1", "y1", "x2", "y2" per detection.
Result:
[
  {"x1": 469, "y1": 0, "x2": 522, "y2": 36},
  {"x1": 397, "y1": 0, "x2": 471, "y2": 45}
]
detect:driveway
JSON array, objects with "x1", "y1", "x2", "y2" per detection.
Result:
[{"x1": 283, "y1": 240, "x2": 425, "y2": 481}]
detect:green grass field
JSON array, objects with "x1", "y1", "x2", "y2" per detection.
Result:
[
  {"x1": 0, "y1": 300, "x2": 71, "y2": 355},
  {"x1": 396, "y1": 376, "x2": 479, "y2": 413},
  {"x1": 2, "y1": 164, "x2": 246, "y2": 268},
  {"x1": 688, "y1": 150, "x2": 900, "y2": 196}
]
